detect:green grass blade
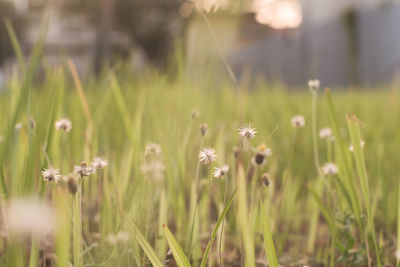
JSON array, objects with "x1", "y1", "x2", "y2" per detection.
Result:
[
  {"x1": 200, "y1": 188, "x2": 237, "y2": 267},
  {"x1": 260, "y1": 201, "x2": 279, "y2": 267},
  {"x1": 4, "y1": 19, "x2": 25, "y2": 71},
  {"x1": 162, "y1": 224, "x2": 191, "y2": 267},
  {"x1": 236, "y1": 163, "x2": 255, "y2": 267},
  {"x1": 126, "y1": 218, "x2": 164, "y2": 267}
]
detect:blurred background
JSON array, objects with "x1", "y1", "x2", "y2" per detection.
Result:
[{"x1": 0, "y1": 0, "x2": 400, "y2": 88}]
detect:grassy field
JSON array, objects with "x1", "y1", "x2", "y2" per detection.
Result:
[{"x1": 1, "y1": 23, "x2": 400, "y2": 267}]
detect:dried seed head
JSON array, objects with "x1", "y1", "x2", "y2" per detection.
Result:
[
  {"x1": 41, "y1": 168, "x2": 62, "y2": 184},
  {"x1": 238, "y1": 124, "x2": 257, "y2": 139},
  {"x1": 261, "y1": 173, "x2": 270, "y2": 186},
  {"x1": 92, "y1": 157, "x2": 108, "y2": 170},
  {"x1": 308, "y1": 79, "x2": 320, "y2": 91},
  {"x1": 233, "y1": 146, "x2": 240, "y2": 159},
  {"x1": 67, "y1": 176, "x2": 78, "y2": 194},
  {"x1": 74, "y1": 161, "x2": 95, "y2": 178},
  {"x1": 30, "y1": 117, "x2": 36, "y2": 130},
  {"x1": 199, "y1": 147, "x2": 216, "y2": 164},
  {"x1": 253, "y1": 143, "x2": 272, "y2": 165},
  {"x1": 213, "y1": 165, "x2": 229, "y2": 178},
  {"x1": 319, "y1": 127, "x2": 332, "y2": 139},
  {"x1": 291, "y1": 115, "x2": 305, "y2": 128},
  {"x1": 190, "y1": 110, "x2": 199, "y2": 120},
  {"x1": 199, "y1": 123, "x2": 208, "y2": 136},
  {"x1": 323, "y1": 163, "x2": 338, "y2": 175},
  {"x1": 144, "y1": 143, "x2": 162, "y2": 157},
  {"x1": 55, "y1": 118, "x2": 72, "y2": 132}
]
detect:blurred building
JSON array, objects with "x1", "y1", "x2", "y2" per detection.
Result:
[
  {"x1": 1, "y1": 0, "x2": 400, "y2": 88},
  {"x1": 186, "y1": 0, "x2": 400, "y2": 87}
]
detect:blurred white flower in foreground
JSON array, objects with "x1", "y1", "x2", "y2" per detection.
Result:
[
  {"x1": 3, "y1": 198, "x2": 54, "y2": 237},
  {"x1": 252, "y1": 0, "x2": 302, "y2": 29},
  {"x1": 291, "y1": 115, "x2": 305, "y2": 128}
]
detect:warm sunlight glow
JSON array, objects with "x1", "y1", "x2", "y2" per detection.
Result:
[
  {"x1": 194, "y1": 0, "x2": 229, "y2": 13},
  {"x1": 252, "y1": 0, "x2": 303, "y2": 29}
]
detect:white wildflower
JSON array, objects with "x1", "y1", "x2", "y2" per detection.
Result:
[
  {"x1": 319, "y1": 127, "x2": 332, "y2": 139},
  {"x1": 291, "y1": 115, "x2": 305, "y2": 128},
  {"x1": 308, "y1": 79, "x2": 320, "y2": 90},
  {"x1": 199, "y1": 147, "x2": 216, "y2": 164},
  {"x1": 213, "y1": 165, "x2": 229, "y2": 178},
  {"x1": 74, "y1": 162, "x2": 95, "y2": 178},
  {"x1": 55, "y1": 118, "x2": 72, "y2": 132},
  {"x1": 92, "y1": 157, "x2": 108, "y2": 170},
  {"x1": 144, "y1": 143, "x2": 162, "y2": 157},
  {"x1": 41, "y1": 167, "x2": 62, "y2": 183},
  {"x1": 323, "y1": 163, "x2": 338, "y2": 175},
  {"x1": 238, "y1": 124, "x2": 257, "y2": 139}
]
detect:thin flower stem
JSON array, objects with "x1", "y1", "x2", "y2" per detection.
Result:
[
  {"x1": 311, "y1": 90, "x2": 321, "y2": 175},
  {"x1": 219, "y1": 175, "x2": 229, "y2": 267},
  {"x1": 208, "y1": 162, "x2": 212, "y2": 267},
  {"x1": 59, "y1": 132, "x2": 67, "y2": 171}
]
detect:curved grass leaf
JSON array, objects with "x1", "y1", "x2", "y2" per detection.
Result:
[
  {"x1": 162, "y1": 224, "x2": 191, "y2": 267},
  {"x1": 260, "y1": 202, "x2": 279, "y2": 267},
  {"x1": 200, "y1": 188, "x2": 237, "y2": 267},
  {"x1": 126, "y1": 218, "x2": 164, "y2": 267}
]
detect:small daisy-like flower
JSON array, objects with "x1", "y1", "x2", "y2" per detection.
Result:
[
  {"x1": 291, "y1": 115, "x2": 305, "y2": 128},
  {"x1": 144, "y1": 143, "x2": 162, "y2": 157},
  {"x1": 319, "y1": 127, "x2": 332, "y2": 139},
  {"x1": 92, "y1": 157, "x2": 108, "y2": 169},
  {"x1": 308, "y1": 79, "x2": 320, "y2": 91},
  {"x1": 55, "y1": 118, "x2": 72, "y2": 132},
  {"x1": 74, "y1": 162, "x2": 95, "y2": 178},
  {"x1": 41, "y1": 168, "x2": 62, "y2": 183},
  {"x1": 323, "y1": 163, "x2": 338, "y2": 175},
  {"x1": 349, "y1": 140, "x2": 365, "y2": 152},
  {"x1": 199, "y1": 147, "x2": 216, "y2": 164},
  {"x1": 238, "y1": 124, "x2": 257, "y2": 139},
  {"x1": 213, "y1": 165, "x2": 229, "y2": 178}
]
